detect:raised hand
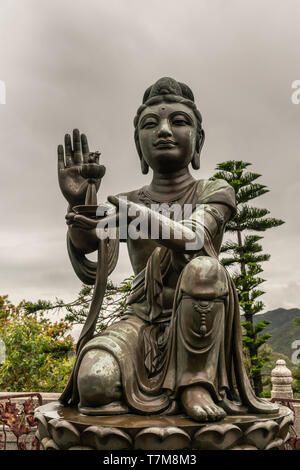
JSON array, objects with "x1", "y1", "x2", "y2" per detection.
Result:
[{"x1": 57, "y1": 129, "x2": 106, "y2": 207}]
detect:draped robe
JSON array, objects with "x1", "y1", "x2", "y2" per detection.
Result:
[{"x1": 59, "y1": 178, "x2": 278, "y2": 416}]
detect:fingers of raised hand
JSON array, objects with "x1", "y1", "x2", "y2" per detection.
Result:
[
  {"x1": 64, "y1": 133, "x2": 73, "y2": 167},
  {"x1": 61, "y1": 130, "x2": 101, "y2": 173},
  {"x1": 57, "y1": 145, "x2": 65, "y2": 170},
  {"x1": 62, "y1": 129, "x2": 86, "y2": 167},
  {"x1": 81, "y1": 134, "x2": 90, "y2": 163},
  {"x1": 73, "y1": 129, "x2": 82, "y2": 165}
]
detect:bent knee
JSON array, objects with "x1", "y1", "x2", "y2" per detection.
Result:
[
  {"x1": 180, "y1": 256, "x2": 228, "y2": 300},
  {"x1": 77, "y1": 350, "x2": 121, "y2": 406}
]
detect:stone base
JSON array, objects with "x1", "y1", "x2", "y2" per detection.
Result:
[{"x1": 34, "y1": 401, "x2": 294, "y2": 450}]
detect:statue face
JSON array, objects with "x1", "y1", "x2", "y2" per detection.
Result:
[{"x1": 138, "y1": 102, "x2": 197, "y2": 173}]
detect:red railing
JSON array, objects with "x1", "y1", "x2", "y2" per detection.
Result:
[
  {"x1": 270, "y1": 397, "x2": 300, "y2": 450},
  {"x1": 0, "y1": 393, "x2": 42, "y2": 450},
  {"x1": 0, "y1": 393, "x2": 298, "y2": 450}
]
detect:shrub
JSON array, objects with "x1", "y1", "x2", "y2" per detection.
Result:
[{"x1": 0, "y1": 295, "x2": 75, "y2": 392}]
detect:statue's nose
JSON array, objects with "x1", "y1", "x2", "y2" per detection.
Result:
[{"x1": 157, "y1": 119, "x2": 172, "y2": 138}]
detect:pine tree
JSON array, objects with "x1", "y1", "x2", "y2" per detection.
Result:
[
  {"x1": 211, "y1": 160, "x2": 284, "y2": 396},
  {"x1": 23, "y1": 277, "x2": 133, "y2": 335}
]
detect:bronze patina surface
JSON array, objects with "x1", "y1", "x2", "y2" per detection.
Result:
[
  {"x1": 55, "y1": 77, "x2": 280, "y2": 425},
  {"x1": 35, "y1": 401, "x2": 292, "y2": 450}
]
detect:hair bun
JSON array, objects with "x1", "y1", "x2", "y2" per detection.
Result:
[
  {"x1": 142, "y1": 77, "x2": 194, "y2": 103},
  {"x1": 178, "y1": 82, "x2": 194, "y2": 101}
]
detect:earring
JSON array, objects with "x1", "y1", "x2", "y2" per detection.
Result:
[
  {"x1": 191, "y1": 152, "x2": 200, "y2": 170},
  {"x1": 140, "y1": 158, "x2": 149, "y2": 174}
]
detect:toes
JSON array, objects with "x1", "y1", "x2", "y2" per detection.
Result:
[
  {"x1": 189, "y1": 405, "x2": 208, "y2": 422},
  {"x1": 212, "y1": 405, "x2": 226, "y2": 421},
  {"x1": 216, "y1": 406, "x2": 227, "y2": 420},
  {"x1": 203, "y1": 405, "x2": 218, "y2": 421},
  {"x1": 203, "y1": 405, "x2": 226, "y2": 422},
  {"x1": 181, "y1": 386, "x2": 226, "y2": 423}
]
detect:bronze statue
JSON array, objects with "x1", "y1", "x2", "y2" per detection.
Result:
[{"x1": 57, "y1": 77, "x2": 278, "y2": 422}]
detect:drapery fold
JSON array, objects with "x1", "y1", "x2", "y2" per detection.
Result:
[{"x1": 59, "y1": 179, "x2": 278, "y2": 415}]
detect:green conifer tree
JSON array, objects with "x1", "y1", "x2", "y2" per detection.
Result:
[{"x1": 211, "y1": 160, "x2": 284, "y2": 395}]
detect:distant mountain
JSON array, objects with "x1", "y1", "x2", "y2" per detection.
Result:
[{"x1": 242, "y1": 308, "x2": 300, "y2": 358}]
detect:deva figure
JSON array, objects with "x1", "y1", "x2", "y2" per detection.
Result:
[{"x1": 57, "y1": 77, "x2": 278, "y2": 422}]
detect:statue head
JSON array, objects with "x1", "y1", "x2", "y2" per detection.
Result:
[{"x1": 134, "y1": 77, "x2": 205, "y2": 174}]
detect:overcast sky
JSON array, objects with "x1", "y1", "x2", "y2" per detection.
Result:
[{"x1": 0, "y1": 0, "x2": 299, "y2": 313}]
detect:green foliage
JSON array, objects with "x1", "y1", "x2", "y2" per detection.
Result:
[
  {"x1": 0, "y1": 295, "x2": 75, "y2": 392},
  {"x1": 29, "y1": 277, "x2": 134, "y2": 335},
  {"x1": 211, "y1": 160, "x2": 284, "y2": 395},
  {"x1": 291, "y1": 362, "x2": 300, "y2": 398},
  {"x1": 259, "y1": 344, "x2": 296, "y2": 397},
  {"x1": 0, "y1": 276, "x2": 134, "y2": 392}
]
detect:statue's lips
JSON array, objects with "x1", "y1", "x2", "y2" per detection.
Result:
[{"x1": 154, "y1": 141, "x2": 177, "y2": 149}]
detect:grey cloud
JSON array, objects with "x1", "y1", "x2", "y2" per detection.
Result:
[{"x1": 0, "y1": 0, "x2": 299, "y2": 312}]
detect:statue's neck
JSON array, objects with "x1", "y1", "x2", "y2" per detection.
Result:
[{"x1": 148, "y1": 168, "x2": 195, "y2": 198}]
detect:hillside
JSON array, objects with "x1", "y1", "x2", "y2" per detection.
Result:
[{"x1": 242, "y1": 308, "x2": 300, "y2": 358}]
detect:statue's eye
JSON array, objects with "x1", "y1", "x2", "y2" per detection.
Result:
[
  {"x1": 172, "y1": 116, "x2": 189, "y2": 126},
  {"x1": 142, "y1": 120, "x2": 157, "y2": 129}
]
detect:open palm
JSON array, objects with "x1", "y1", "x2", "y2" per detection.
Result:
[{"x1": 57, "y1": 129, "x2": 105, "y2": 207}]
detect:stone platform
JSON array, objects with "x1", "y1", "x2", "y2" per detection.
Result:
[{"x1": 34, "y1": 401, "x2": 294, "y2": 450}]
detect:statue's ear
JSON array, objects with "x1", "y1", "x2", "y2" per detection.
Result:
[
  {"x1": 191, "y1": 151, "x2": 200, "y2": 170},
  {"x1": 135, "y1": 130, "x2": 149, "y2": 174},
  {"x1": 191, "y1": 129, "x2": 205, "y2": 170},
  {"x1": 192, "y1": 129, "x2": 205, "y2": 170},
  {"x1": 140, "y1": 157, "x2": 149, "y2": 174},
  {"x1": 198, "y1": 129, "x2": 205, "y2": 154}
]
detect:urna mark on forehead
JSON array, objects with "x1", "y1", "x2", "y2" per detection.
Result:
[
  {"x1": 138, "y1": 101, "x2": 197, "y2": 128},
  {"x1": 133, "y1": 77, "x2": 204, "y2": 161},
  {"x1": 133, "y1": 77, "x2": 202, "y2": 129}
]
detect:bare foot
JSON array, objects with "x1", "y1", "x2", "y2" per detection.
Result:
[{"x1": 181, "y1": 385, "x2": 226, "y2": 422}]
